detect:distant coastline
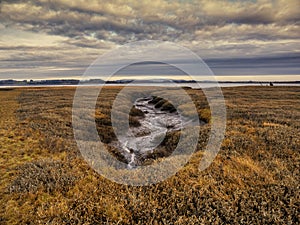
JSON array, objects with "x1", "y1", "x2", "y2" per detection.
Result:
[{"x1": 1, "y1": 79, "x2": 300, "y2": 87}]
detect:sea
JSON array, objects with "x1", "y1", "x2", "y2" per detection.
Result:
[{"x1": 0, "y1": 83, "x2": 300, "y2": 89}]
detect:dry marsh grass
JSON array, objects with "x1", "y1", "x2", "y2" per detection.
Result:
[{"x1": 0, "y1": 86, "x2": 299, "y2": 224}]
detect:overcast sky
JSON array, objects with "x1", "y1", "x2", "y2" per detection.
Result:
[{"x1": 0, "y1": 0, "x2": 299, "y2": 81}]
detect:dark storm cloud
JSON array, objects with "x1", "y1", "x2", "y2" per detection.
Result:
[{"x1": 206, "y1": 53, "x2": 300, "y2": 75}]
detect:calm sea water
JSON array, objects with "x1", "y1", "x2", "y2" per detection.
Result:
[{"x1": 0, "y1": 83, "x2": 300, "y2": 89}]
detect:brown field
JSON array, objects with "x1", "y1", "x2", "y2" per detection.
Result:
[{"x1": 0, "y1": 86, "x2": 299, "y2": 224}]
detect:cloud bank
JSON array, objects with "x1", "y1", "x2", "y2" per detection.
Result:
[{"x1": 0, "y1": 0, "x2": 299, "y2": 79}]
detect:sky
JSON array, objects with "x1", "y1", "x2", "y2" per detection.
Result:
[{"x1": 0, "y1": 0, "x2": 299, "y2": 81}]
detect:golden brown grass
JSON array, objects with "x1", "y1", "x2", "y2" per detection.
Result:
[{"x1": 0, "y1": 86, "x2": 299, "y2": 224}]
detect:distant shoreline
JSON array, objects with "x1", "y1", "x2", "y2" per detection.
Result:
[
  {"x1": 0, "y1": 79, "x2": 299, "y2": 87},
  {"x1": 1, "y1": 82, "x2": 300, "y2": 89}
]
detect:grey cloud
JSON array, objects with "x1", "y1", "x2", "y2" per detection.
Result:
[
  {"x1": 0, "y1": 0, "x2": 298, "y2": 48},
  {"x1": 62, "y1": 37, "x2": 114, "y2": 49},
  {"x1": 205, "y1": 53, "x2": 300, "y2": 75},
  {"x1": 0, "y1": 0, "x2": 299, "y2": 80},
  {"x1": 114, "y1": 61, "x2": 187, "y2": 76},
  {"x1": 1, "y1": 0, "x2": 299, "y2": 39}
]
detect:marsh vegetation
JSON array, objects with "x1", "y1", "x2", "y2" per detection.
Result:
[{"x1": 0, "y1": 86, "x2": 299, "y2": 224}]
